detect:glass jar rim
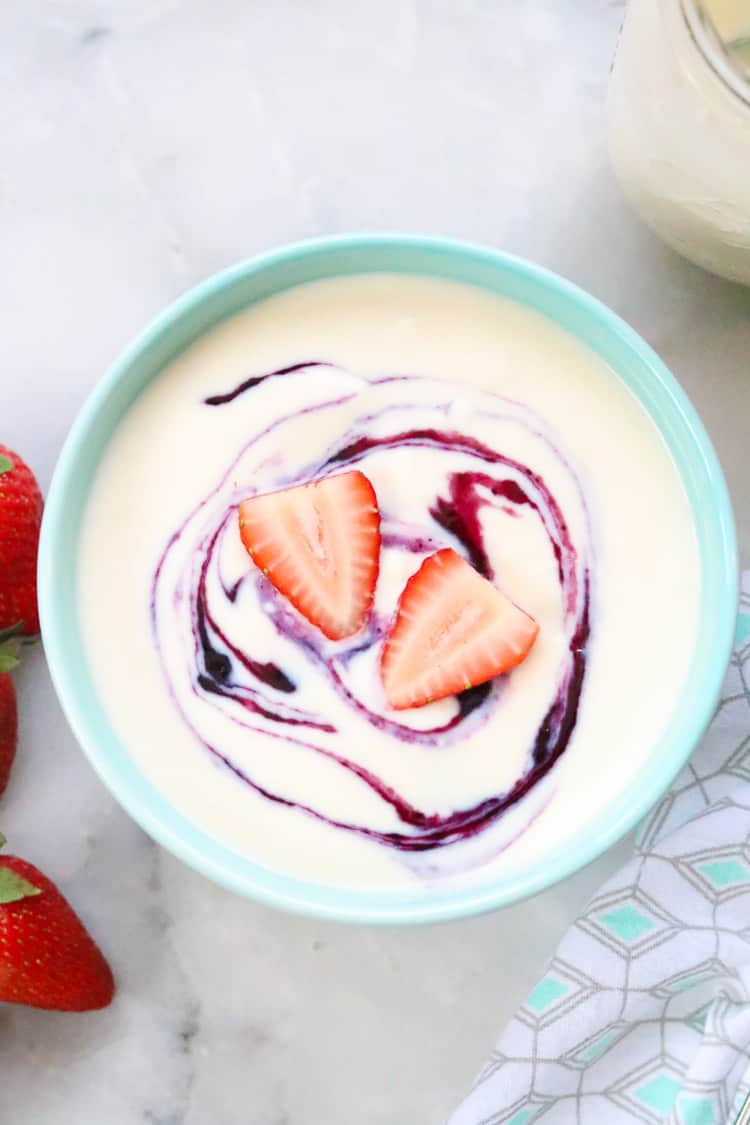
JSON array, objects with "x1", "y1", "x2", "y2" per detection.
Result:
[{"x1": 682, "y1": 0, "x2": 750, "y2": 106}]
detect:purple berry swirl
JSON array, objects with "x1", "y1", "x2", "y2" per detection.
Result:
[{"x1": 151, "y1": 363, "x2": 593, "y2": 873}]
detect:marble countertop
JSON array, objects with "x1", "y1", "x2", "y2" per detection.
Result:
[{"x1": 1, "y1": 2, "x2": 749, "y2": 1122}]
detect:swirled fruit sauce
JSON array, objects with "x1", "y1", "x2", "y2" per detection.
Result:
[{"x1": 79, "y1": 275, "x2": 700, "y2": 888}]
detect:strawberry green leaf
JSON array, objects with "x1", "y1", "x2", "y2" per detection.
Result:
[
  {"x1": 0, "y1": 867, "x2": 41, "y2": 904},
  {"x1": 0, "y1": 455, "x2": 12, "y2": 475},
  {"x1": 0, "y1": 637, "x2": 20, "y2": 674},
  {"x1": 0, "y1": 625, "x2": 23, "y2": 672}
]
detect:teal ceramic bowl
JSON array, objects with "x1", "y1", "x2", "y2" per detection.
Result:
[{"x1": 38, "y1": 234, "x2": 738, "y2": 924}]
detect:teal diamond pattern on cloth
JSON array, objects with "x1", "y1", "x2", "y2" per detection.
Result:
[
  {"x1": 581, "y1": 1028, "x2": 623, "y2": 1062},
  {"x1": 677, "y1": 1096, "x2": 715, "y2": 1124},
  {"x1": 685, "y1": 1002, "x2": 712, "y2": 1035},
  {"x1": 448, "y1": 572, "x2": 750, "y2": 1125},
  {"x1": 655, "y1": 967, "x2": 719, "y2": 996},
  {"x1": 634, "y1": 1075, "x2": 681, "y2": 1113},
  {"x1": 599, "y1": 904, "x2": 656, "y2": 942},
  {"x1": 697, "y1": 858, "x2": 750, "y2": 887},
  {"x1": 507, "y1": 1110, "x2": 536, "y2": 1125},
  {"x1": 736, "y1": 612, "x2": 750, "y2": 646},
  {"x1": 525, "y1": 977, "x2": 568, "y2": 1013}
]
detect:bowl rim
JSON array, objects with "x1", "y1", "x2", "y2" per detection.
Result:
[{"x1": 38, "y1": 232, "x2": 739, "y2": 924}]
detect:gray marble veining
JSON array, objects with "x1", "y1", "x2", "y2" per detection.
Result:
[{"x1": 1, "y1": 1, "x2": 748, "y2": 1122}]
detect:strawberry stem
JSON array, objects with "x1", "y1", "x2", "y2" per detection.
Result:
[
  {"x1": 0, "y1": 867, "x2": 42, "y2": 904},
  {"x1": 0, "y1": 455, "x2": 12, "y2": 475}
]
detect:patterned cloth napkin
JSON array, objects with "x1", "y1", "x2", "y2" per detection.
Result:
[{"x1": 449, "y1": 572, "x2": 750, "y2": 1125}]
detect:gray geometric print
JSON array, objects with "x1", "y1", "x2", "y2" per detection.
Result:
[{"x1": 449, "y1": 573, "x2": 750, "y2": 1125}]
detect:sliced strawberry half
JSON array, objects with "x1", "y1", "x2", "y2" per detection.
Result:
[
  {"x1": 238, "y1": 470, "x2": 380, "y2": 640},
  {"x1": 380, "y1": 548, "x2": 539, "y2": 710}
]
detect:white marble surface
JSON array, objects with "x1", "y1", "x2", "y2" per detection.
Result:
[{"x1": 1, "y1": 2, "x2": 749, "y2": 1123}]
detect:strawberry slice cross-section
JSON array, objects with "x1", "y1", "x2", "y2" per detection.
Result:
[
  {"x1": 238, "y1": 470, "x2": 381, "y2": 641},
  {"x1": 380, "y1": 547, "x2": 539, "y2": 710}
]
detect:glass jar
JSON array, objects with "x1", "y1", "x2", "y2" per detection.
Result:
[{"x1": 607, "y1": 0, "x2": 750, "y2": 285}]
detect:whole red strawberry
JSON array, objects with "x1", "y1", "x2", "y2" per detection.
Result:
[
  {"x1": 0, "y1": 841, "x2": 115, "y2": 1011},
  {"x1": 0, "y1": 446, "x2": 43, "y2": 636},
  {"x1": 0, "y1": 626, "x2": 20, "y2": 798}
]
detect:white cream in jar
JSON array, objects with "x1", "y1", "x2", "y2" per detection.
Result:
[{"x1": 608, "y1": 0, "x2": 750, "y2": 284}]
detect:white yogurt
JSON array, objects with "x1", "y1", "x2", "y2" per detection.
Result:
[{"x1": 79, "y1": 275, "x2": 700, "y2": 889}]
